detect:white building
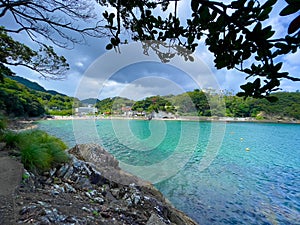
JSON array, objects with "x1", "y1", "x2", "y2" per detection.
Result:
[{"x1": 75, "y1": 106, "x2": 98, "y2": 115}]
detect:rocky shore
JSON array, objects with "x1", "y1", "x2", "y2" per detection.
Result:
[{"x1": 1, "y1": 143, "x2": 198, "y2": 225}]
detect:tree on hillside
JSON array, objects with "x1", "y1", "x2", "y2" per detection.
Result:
[
  {"x1": 1, "y1": 0, "x2": 299, "y2": 100},
  {"x1": 99, "y1": 0, "x2": 300, "y2": 99},
  {"x1": 132, "y1": 96, "x2": 174, "y2": 113},
  {"x1": 0, "y1": 0, "x2": 106, "y2": 80}
]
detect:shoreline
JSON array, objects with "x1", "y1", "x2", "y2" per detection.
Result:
[{"x1": 44, "y1": 115, "x2": 300, "y2": 124}]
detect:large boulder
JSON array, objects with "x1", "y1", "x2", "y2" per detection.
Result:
[
  {"x1": 68, "y1": 143, "x2": 149, "y2": 186},
  {"x1": 68, "y1": 144, "x2": 198, "y2": 225}
]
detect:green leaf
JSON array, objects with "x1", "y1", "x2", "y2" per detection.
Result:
[
  {"x1": 263, "y1": 25, "x2": 275, "y2": 39},
  {"x1": 109, "y1": 13, "x2": 115, "y2": 20},
  {"x1": 188, "y1": 35, "x2": 195, "y2": 45},
  {"x1": 253, "y1": 78, "x2": 261, "y2": 88},
  {"x1": 253, "y1": 22, "x2": 262, "y2": 32},
  {"x1": 274, "y1": 62, "x2": 283, "y2": 71},
  {"x1": 280, "y1": 5, "x2": 299, "y2": 16},
  {"x1": 258, "y1": 6, "x2": 272, "y2": 21},
  {"x1": 231, "y1": 0, "x2": 244, "y2": 9},
  {"x1": 262, "y1": 0, "x2": 277, "y2": 9},
  {"x1": 145, "y1": 10, "x2": 151, "y2": 17},
  {"x1": 191, "y1": 0, "x2": 199, "y2": 12},
  {"x1": 247, "y1": 0, "x2": 255, "y2": 9},
  {"x1": 105, "y1": 44, "x2": 113, "y2": 50},
  {"x1": 274, "y1": 42, "x2": 288, "y2": 48},
  {"x1": 288, "y1": 14, "x2": 300, "y2": 34},
  {"x1": 102, "y1": 11, "x2": 108, "y2": 19},
  {"x1": 286, "y1": 0, "x2": 300, "y2": 4},
  {"x1": 199, "y1": 6, "x2": 210, "y2": 22},
  {"x1": 244, "y1": 68, "x2": 253, "y2": 74}
]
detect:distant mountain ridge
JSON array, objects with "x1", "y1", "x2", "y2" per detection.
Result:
[
  {"x1": 80, "y1": 98, "x2": 100, "y2": 105},
  {"x1": 9, "y1": 76, "x2": 66, "y2": 96}
]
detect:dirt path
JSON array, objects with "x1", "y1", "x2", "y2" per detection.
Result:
[{"x1": 0, "y1": 157, "x2": 23, "y2": 224}]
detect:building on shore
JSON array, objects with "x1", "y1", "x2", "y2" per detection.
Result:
[{"x1": 75, "y1": 105, "x2": 98, "y2": 116}]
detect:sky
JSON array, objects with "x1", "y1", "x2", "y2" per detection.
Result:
[{"x1": 1, "y1": 0, "x2": 299, "y2": 100}]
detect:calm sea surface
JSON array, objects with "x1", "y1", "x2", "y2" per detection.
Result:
[{"x1": 38, "y1": 119, "x2": 300, "y2": 225}]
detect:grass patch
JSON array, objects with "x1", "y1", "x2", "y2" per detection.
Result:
[
  {"x1": 1, "y1": 131, "x2": 20, "y2": 147},
  {"x1": 0, "y1": 114, "x2": 7, "y2": 135},
  {"x1": 1, "y1": 129, "x2": 69, "y2": 172}
]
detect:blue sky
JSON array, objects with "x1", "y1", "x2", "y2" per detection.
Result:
[{"x1": 1, "y1": 0, "x2": 299, "y2": 100}]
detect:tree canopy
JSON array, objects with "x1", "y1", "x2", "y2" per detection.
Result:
[
  {"x1": 0, "y1": 0, "x2": 105, "y2": 80},
  {"x1": 100, "y1": 0, "x2": 300, "y2": 99},
  {"x1": 1, "y1": 0, "x2": 299, "y2": 99}
]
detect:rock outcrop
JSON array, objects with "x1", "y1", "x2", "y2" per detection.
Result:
[{"x1": 15, "y1": 144, "x2": 198, "y2": 225}]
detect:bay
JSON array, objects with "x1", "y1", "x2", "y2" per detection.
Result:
[{"x1": 38, "y1": 119, "x2": 300, "y2": 225}]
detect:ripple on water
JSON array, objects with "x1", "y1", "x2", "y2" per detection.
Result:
[{"x1": 38, "y1": 120, "x2": 300, "y2": 225}]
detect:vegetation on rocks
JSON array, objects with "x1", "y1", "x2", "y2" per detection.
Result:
[{"x1": 1, "y1": 129, "x2": 69, "y2": 172}]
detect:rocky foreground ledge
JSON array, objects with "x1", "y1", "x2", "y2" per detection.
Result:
[{"x1": 10, "y1": 144, "x2": 198, "y2": 225}]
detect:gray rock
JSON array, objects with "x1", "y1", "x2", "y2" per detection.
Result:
[
  {"x1": 49, "y1": 168, "x2": 57, "y2": 177},
  {"x1": 63, "y1": 165, "x2": 74, "y2": 180},
  {"x1": 64, "y1": 183, "x2": 76, "y2": 193},
  {"x1": 74, "y1": 176, "x2": 92, "y2": 190},
  {"x1": 94, "y1": 197, "x2": 105, "y2": 204},
  {"x1": 146, "y1": 214, "x2": 168, "y2": 225},
  {"x1": 81, "y1": 206, "x2": 91, "y2": 212},
  {"x1": 132, "y1": 193, "x2": 141, "y2": 205},
  {"x1": 56, "y1": 164, "x2": 70, "y2": 177},
  {"x1": 53, "y1": 184, "x2": 65, "y2": 193},
  {"x1": 68, "y1": 144, "x2": 119, "y2": 169},
  {"x1": 85, "y1": 191, "x2": 92, "y2": 198},
  {"x1": 110, "y1": 188, "x2": 120, "y2": 198},
  {"x1": 51, "y1": 190, "x2": 60, "y2": 196}
]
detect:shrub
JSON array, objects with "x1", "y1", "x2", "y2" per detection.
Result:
[
  {"x1": 0, "y1": 114, "x2": 7, "y2": 134},
  {"x1": 1, "y1": 131, "x2": 20, "y2": 147},
  {"x1": 18, "y1": 130, "x2": 69, "y2": 172},
  {"x1": 2, "y1": 129, "x2": 69, "y2": 172},
  {"x1": 21, "y1": 143, "x2": 52, "y2": 171}
]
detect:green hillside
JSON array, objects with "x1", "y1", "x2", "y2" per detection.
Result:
[
  {"x1": 10, "y1": 76, "x2": 66, "y2": 96},
  {"x1": 0, "y1": 77, "x2": 80, "y2": 117},
  {"x1": 1, "y1": 76, "x2": 299, "y2": 120},
  {"x1": 95, "y1": 97, "x2": 134, "y2": 115},
  {"x1": 0, "y1": 78, "x2": 45, "y2": 117},
  {"x1": 128, "y1": 90, "x2": 300, "y2": 120}
]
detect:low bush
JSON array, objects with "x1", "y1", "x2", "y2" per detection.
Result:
[
  {"x1": 0, "y1": 114, "x2": 7, "y2": 134},
  {"x1": 1, "y1": 131, "x2": 20, "y2": 147},
  {"x1": 2, "y1": 129, "x2": 69, "y2": 172}
]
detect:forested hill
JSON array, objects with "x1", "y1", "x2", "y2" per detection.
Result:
[
  {"x1": 128, "y1": 90, "x2": 300, "y2": 120},
  {"x1": 94, "y1": 91, "x2": 300, "y2": 120},
  {"x1": 1, "y1": 76, "x2": 300, "y2": 120},
  {"x1": 9, "y1": 76, "x2": 66, "y2": 96},
  {"x1": 0, "y1": 77, "x2": 79, "y2": 117}
]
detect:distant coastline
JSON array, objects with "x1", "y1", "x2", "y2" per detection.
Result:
[{"x1": 45, "y1": 115, "x2": 300, "y2": 124}]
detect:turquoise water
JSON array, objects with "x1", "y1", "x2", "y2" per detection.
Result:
[{"x1": 38, "y1": 119, "x2": 300, "y2": 225}]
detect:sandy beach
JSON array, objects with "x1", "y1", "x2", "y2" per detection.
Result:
[{"x1": 46, "y1": 115, "x2": 300, "y2": 124}]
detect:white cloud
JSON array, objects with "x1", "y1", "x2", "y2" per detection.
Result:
[
  {"x1": 284, "y1": 51, "x2": 300, "y2": 66},
  {"x1": 75, "y1": 62, "x2": 84, "y2": 68}
]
